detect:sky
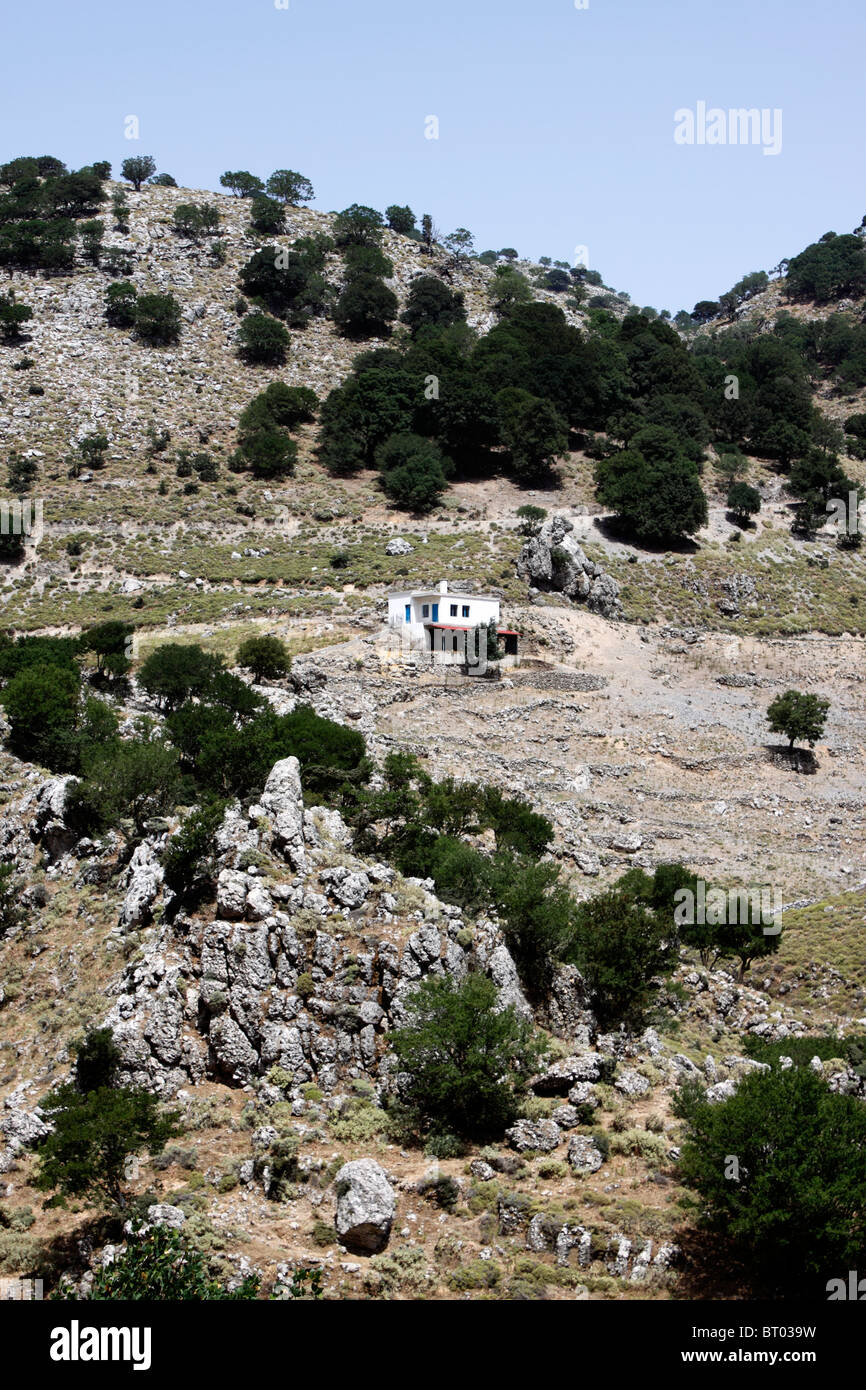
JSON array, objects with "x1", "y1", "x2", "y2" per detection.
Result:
[{"x1": 2, "y1": 0, "x2": 865, "y2": 312}]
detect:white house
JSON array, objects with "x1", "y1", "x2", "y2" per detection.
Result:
[{"x1": 386, "y1": 580, "x2": 519, "y2": 661}]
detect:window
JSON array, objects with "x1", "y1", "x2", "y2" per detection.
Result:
[
  {"x1": 462, "y1": 605, "x2": 470, "y2": 618},
  {"x1": 404, "y1": 604, "x2": 410, "y2": 623},
  {"x1": 450, "y1": 604, "x2": 457, "y2": 617},
  {"x1": 422, "y1": 604, "x2": 429, "y2": 618}
]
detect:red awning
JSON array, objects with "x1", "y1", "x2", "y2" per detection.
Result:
[{"x1": 497, "y1": 629, "x2": 519, "y2": 636}]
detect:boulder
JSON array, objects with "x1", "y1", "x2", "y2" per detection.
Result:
[
  {"x1": 119, "y1": 843, "x2": 164, "y2": 928},
  {"x1": 505, "y1": 1118, "x2": 562, "y2": 1153},
  {"x1": 567, "y1": 1135, "x2": 605, "y2": 1175},
  {"x1": 517, "y1": 514, "x2": 623, "y2": 619},
  {"x1": 334, "y1": 1159, "x2": 396, "y2": 1253}
]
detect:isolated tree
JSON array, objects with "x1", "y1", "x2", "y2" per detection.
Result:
[
  {"x1": 35, "y1": 1032, "x2": 179, "y2": 1211},
  {"x1": 420, "y1": 213, "x2": 435, "y2": 254},
  {"x1": 727, "y1": 481, "x2": 761, "y2": 524},
  {"x1": 673, "y1": 1067, "x2": 866, "y2": 1295},
  {"x1": 134, "y1": 293, "x2": 182, "y2": 344},
  {"x1": 516, "y1": 503, "x2": 547, "y2": 533},
  {"x1": 389, "y1": 973, "x2": 545, "y2": 1140},
  {"x1": 150, "y1": 172, "x2": 178, "y2": 187},
  {"x1": 691, "y1": 300, "x2": 720, "y2": 323},
  {"x1": 0, "y1": 291, "x2": 32, "y2": 342},
  {"x1": 443, "y1": 227, "x2": 475, "y2": 264},
  {"x1": 219, "y1": 170, "x2": 265, "y2": 198},
  {"x1": 385, "y1": 204, "x2": 416, "y2": 235},
  {"x1": 238, "y1": 428, "x2": 297, "y2": 478},
  {"x1": 266, "y1": 169, "x2": 314, "y2": 205},
  {"x1": 766, "y1": 690, "x2": 830, "y2": 750},
  {"x1": 120, "y1": 156, "x2": 156, "y2": 192},
  {"x1": 236, "y1": 634, "x2": 291, "y2": 682},
  {"x1": 111, "y1": 190, "x2": 130, "y2": 231},
  {"x1": 138, "y1": 644, "x2": 223, "y2": 710},
  {"x1": 594, "y1": 443, "x2": 708, "y2": 545},
  {"x1": 237, "y1": 312, "x2": 290, "y2": 364}
]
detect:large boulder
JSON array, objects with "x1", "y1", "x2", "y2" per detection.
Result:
[
  {"x1": 30, "y1": 775, "x2": 80, "y2": 861},
  {"x1": 119, "y1": 843, "x2": 164, "y2": 928},
  {"x1": 334, "y1": 1159, "x2": 396, "y2": 1253},
  {"x1": 517, "y1": 514, "x2": 623, "y2": 619}
]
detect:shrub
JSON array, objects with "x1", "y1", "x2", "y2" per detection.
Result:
[
  {"x1": 138, "y1": 643, "x2": 224, "y2": 710},
  {"x1": 333, "y1": 273, "x2": 398, "y2": 339},
  {"x1": 385, "y1": 204, "x2": 417, "y2": 235},
  {"x1": 162, "y1": 798, "x2": 227, "y2": 900},
  {"x1": 389, "y1": 973, "x2": 545, "y2": 1139},
  {"x1": 0, "y1": 661, "x2": 81, "y2": 770},
  {"x1": 68, "y1": 734, "x2": 182, "y2": 839},
  {"x1": 85, "y1": 1223, "x2": 259, "y2": 1300},
  {"x1": 567, "y1": 887, "x2": 677, "y2": 1030},
  {"x1": 237, "y1": 312, "x2": 290, "y2": 365},
  {"x1": 376, "y1": 432, "x2": 452, "y2": 512},
  {"x1": 250, "y1": 194, "x2": 284, "y2": 234},
  {"x1": 332, "y1": 204, "x2": 384, "y2": 247},
  {"x1": 135, "y1": 293, "x2": 182, "y2": 345},
  {"x1": 236, "y1": 635, "x2": 290, "y2": 682},
  {"x1": 105, "y1": 280, "x2": 137, "y2": 327},
  {"x1": 673, "y1": 1067, "x2": 866, "y2": 1295},
  {"x1": 727, "y1": 481, "x2": 761, "y2": 523}
]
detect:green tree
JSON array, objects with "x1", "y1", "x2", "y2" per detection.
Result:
[
  {"x1": 7, "y1": 451, "x2": 38, "y2": 492},
  {"x1": 727, "y1": 481, "x2": 761, "y2": 524},
  {"x1": 237, "y1": 312, "x2": 290, "y2": 364},
  {"x1": 568, "y1": 887, "x2": 677, "y2": 1030},
  {"x1": 376, "y1": 432, "x2": 451, "y2": 511},
  {"x1": 401, "y1": 276, "x2": 466, "y2": 336},
  {"x1": 237, "y1": 428, "x2": 297, "y2": 478},
  {"x1": 70, "y1": 733, "x2": 181, "y2": 839},
  {"x1": 111, "y1": 190, "x2": 130, "y2": 230},
  {"x1": 516, "y1": 503, "x2": 547, "y2": 533},
  {"x1": 79, "y1": 620, "x2": 133, "y2": 678},
  {"x1": 219, "y1": 170, "x2": 265, "y2": 198},
  {"x1": 385, "y1": 204, "x2": 416, "y2": 235},
  {"x1": 105, "y1": 280, "x2": 138, "y2": 327},
  {"x1": 595, "y1": 442, "x2": 708, "y2": 545},
  {"x1": 332, "y1": 204, "x2": 384, "y2": 247},
  {"x1": 266, "y1": 169, "x2": 314, "y2": 205},
  {"x1": 250, "y1": 194, "x2": 284, "y2": 234},
  {"x1": 496, "y1": 387, "x2": 568, "y2": 479},
  {"x1": 766, "y1": 690, "x2": 830, "y2": 750},
  {"x1": 1, "y1": 661, "x2": 80, "y2": 770},
  {"x1": 389, "y1": 973, "x2": 545, "y2": 1140},
  {"x1": 673, "y1": 1066, "x2": 866, "y2": 1295},
  {"x1": 333, "y1": 273, "x2": 398, "y2": 338},
  {"x1": 0, "y1": 291, "x2": 33, "y2": 341},
  {"x1": 162, "y1": 798, "x2": 227, "y2": 903},
  {"x1": 236, "y1": 634, "x2": 291, "y2": 682},
  {"x1": 36, "y1": 1077, "x2": 179, "y2": 1211},
  {"x1": 78, "y1": 218, "x2": 104, "y2": 264},
  {"x1": 134, "y1": 293, "x2": 182, "y2": 345},
  {"x1": 137, "y1": 643, "x2": 224, "y2": 710},
  {"x1": 120, "y1": 156, "x2": 157, "y2": 192},
  {"x1": 149, "y1": 172, "x2": 178, "y2": 186}
]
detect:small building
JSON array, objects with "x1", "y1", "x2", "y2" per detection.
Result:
[{"x1": 386, "y1": 580, "x2": 518, "y2": 664}]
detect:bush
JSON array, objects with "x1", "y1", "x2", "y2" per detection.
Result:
[
  {"x1": 237, "y1": 312, "x2": 290, "y2": 364},
  {"x1": 673, "y1": 1066, "x2": 866, "y2": 1295},
  {"x1": 249, "y1": 194, "x2": 284, "y2": 234},
  {"x1": 135, "y1": 293, "x2": 182, "y2": 345},
  {"x1": 236, "y1": 635, "x2": 290, "y2": 682},
  {"x1": 401, "y1": 276, "x2": 466, "y2": 336},
  {"x1": 333, "y1": 272, "x2": 398, "y2": 339},
  {"x1": 138, "y1": 643, "x2": 224, "y2": 710},
  {"x1": 595, "y1": 441, "x2": 708, "y2": 544},
  {"x1": 332, "y1": 204, "x2": 384, "y2": 247},
  {"x1": 0, "y1": 661, "x2": 81, "y2": 770},
  {"x1": 85, "y1": 1223, "x2": 259, "y2": 1300},
  {"x1": 68, "y1": 733, "x2": 182, "y2": 839},
  {"x1": 389, "y1": 973, "x2": 545, "y2": 1140},
  {"x1": 105, "y1": 280, "x2": 138, "y2": 327},
  {"x1": 727, "y1": 481, "x2": 761, "y2": 523},
  {"x1": 376, "y1": 432, "x2": 452, "y2": 512}
]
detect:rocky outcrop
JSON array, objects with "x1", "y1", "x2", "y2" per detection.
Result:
[{"x1": 517, "y1": 514, "x2": 623, "y2": 618}]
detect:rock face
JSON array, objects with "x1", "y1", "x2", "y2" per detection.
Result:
[
  {"x1": 517, "y1": 514, "x2": 623, "y2": 619},
  {"x1": 119, "y1": 843, "x2": 164, "y2": 928},
  {"x1": 334, "y1": 1159, "x2": 395, "y2": 1253}
]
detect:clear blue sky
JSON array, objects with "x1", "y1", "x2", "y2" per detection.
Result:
[{"x1": 2, "y1": 0, "x2": 864, "y2": 312}]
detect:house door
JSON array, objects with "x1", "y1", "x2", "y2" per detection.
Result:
[{"x1": 432, "y1": 603, "x2": 439, "y2": 622}]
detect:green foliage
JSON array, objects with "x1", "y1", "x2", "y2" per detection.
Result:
[
  {"x1": 162, "y1": 799, "x2": 228, "y2": 901},
  {"x1": 496, "y1": 387, "x2": 568, "y2": 479},
  {"x1": 79, "y1": 620, "x2": 133, "y2": 676},
  {"x1": 516, "y1": 503, "x2": 547, "y2": 533},
  {"x1": 68, "y1": 731, "x2": 182, "y2": 839},
  {"x1": 786, "y1": 231, "x2": 866, "y2": 303},
  {"x1": 237, "y1": 312, "x2": 290, "y2": 365},
  {"x1": 172, "y1": 202, "x2": 220, "y2": 239},
  {"x1": 134, "y1": 293, "x2": 182, "y2": 345},
  {"x1": 376, "y1": 431, "x2": 452, "y2": 511},
  {"x1": 105, "y1": 279, "x2": 138, "y2": 327},
  {"x1": 595, "y1": 434, "x2": 708, "y2": 544},
  {"x1": 385, "y1": 204, "x2": 417, "y2": 235},
  {"x1": 74, "y1": 1028, "x2": 121, "y2": 1091},
  {"x1": 236, "y1": 634, "x2": 291, "y2": 681},
  {"x1": 249, "y1": 194, "x2": 284, "y2": 234},
  {"x1": 334, "y1": 272, "x2": 398, "y2": 339},
  {"x1": 726, "y1": 481, "x2": 761, "y2": 523},
  {"x1": 0, "y1": 291, "x2": 33, "y2": 341},
  {"x1": 266, "y1": 169, "x2": 314, "y2": 205},
  {"x1": 673, "y1": 1067, "x2": 866, "y2": 1295},
  {"x1": 766, "y1": 689, "x2": 830, "y2": 749},
  {"x1": 332, "y1": 203, "x2": 384, "y2": 247},
  {"x1": 85, "y1": 1223, "x2": 259, "y2": 1300},
  {"x1": 120, "y1": 155, "x2": 156, "y2": 191},
  {"x1": 138, "y1": 643, "x2": 225, "y2": 710},
  {"x1": 36, "y1": 1079, "x2": 179, "y2": 1211},
  {"x1": 219, "y1": 170, "x2": 265, "y2": 198},
  {"x1": 401, "y1": 276, "x2": 466, "y2": 336},
  {"x1": 389, "y1": 973, "x2": 545, "y2": 1140},
  {"x1": 567, "y1": 886, "x2": 677, "y2": 1030},
  {"x1": 0, "y1": 661, "x2": 80, "y2": 770}
]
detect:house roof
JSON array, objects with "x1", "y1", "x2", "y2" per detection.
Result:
[{"x1": 389, "y1": 589, "x2": 500, "y2": 603}]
